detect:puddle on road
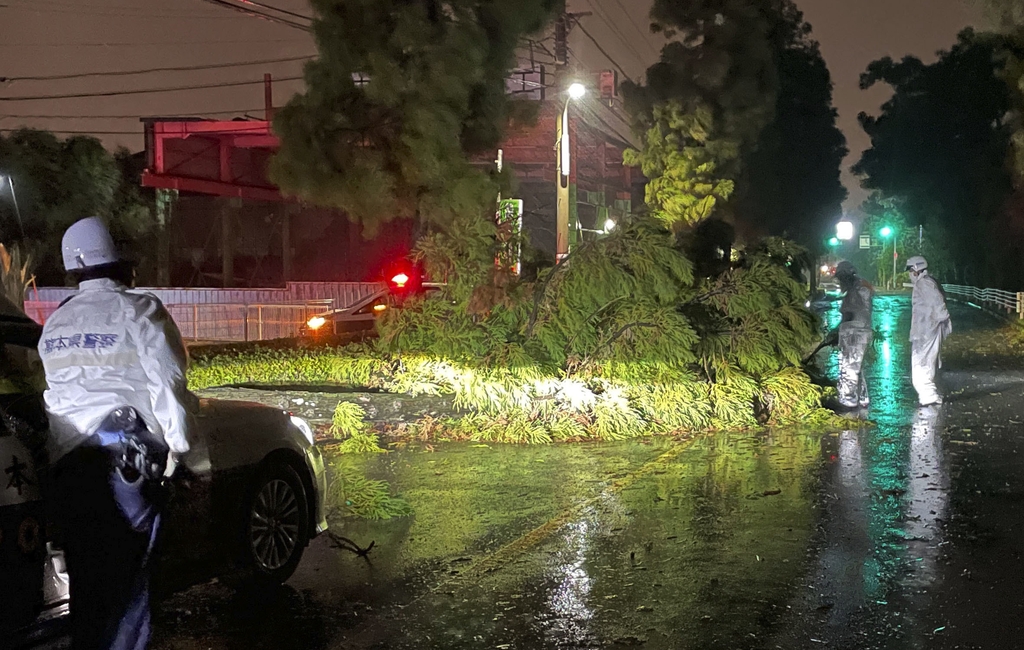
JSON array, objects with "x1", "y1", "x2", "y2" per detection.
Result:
[{"x1": 306, "y1": 430, "x2": 832, "y2": 650}]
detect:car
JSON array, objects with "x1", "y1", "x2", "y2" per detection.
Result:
[
  {"x1": 300, "y1": 280, "x2": 444, "y2": 338},
  {"x1": 0, "y1": 295, "x2": 328, "y2": 645}
]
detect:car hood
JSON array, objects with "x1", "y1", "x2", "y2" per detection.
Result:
[{"x1": 186, "y1": 398, "x2": 306, "y2": 474}]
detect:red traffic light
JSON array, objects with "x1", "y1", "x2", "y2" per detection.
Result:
[{"x1": 390, "y1": 272, "x2": 410, "y2": 289}]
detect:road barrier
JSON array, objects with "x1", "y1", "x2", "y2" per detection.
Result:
[{"x1": 943, "y1": 284, "x2": 1024, "y2": 318}]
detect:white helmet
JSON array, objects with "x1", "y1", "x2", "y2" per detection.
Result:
[
  {"x1": 61, "y1": 217, "x2": 120, "y2": 271},
  {"x1": 905, "y1": 255, "x2": 928, "y2": 273}
]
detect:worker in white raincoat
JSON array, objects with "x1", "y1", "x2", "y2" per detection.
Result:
[
  {"x1": 907, "y1": 256, "x2": 951, "y2": 406},
  {"x1": 835, "y1": 261, "x2": 874, "y2": 410},
  {"x1": 38, "y1": 217, "x2": 193, "y2": 650}
]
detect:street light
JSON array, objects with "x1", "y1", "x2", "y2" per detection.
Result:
[
  {"x1": 879, "y1": 226, "x2": 895, "y2": 289},
  {"x1": 556, "y1": 83, "x2": 586, "y2": 261},
  {"x1": 0, "y1": 174, "x2": 24, "y2": 238},
  {"x1": 836, "y1": 220, "x2": 854, "y2": 241}
]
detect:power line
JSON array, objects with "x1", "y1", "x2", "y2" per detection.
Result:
[
  {"x1": 221, "y1": 0, "x2": 312, "y2": 21},
  {"x1": 0, "y1": 39, "x2": 309, "y2": 48},
  {"x1": 0, "y1": 108, "x2": 269, "y2": 119},
  {"x1": 610, "y1": 0, "x2": 660, "y2": 58},
  {"x1": 1, "y1": 1, "x2": 254, "y2": 19},
  {"x1": 575, "y1": 21, "x2": 632, "y2": 82},
  {"x1": 1, "y1": 127, "x2": 270, "y2": 135},
  {"x1": 0, "y1": 75, "x2": 304, "y2": 101},
  {"x1": 2, "y1": 55, "x2": 313, "y2": 82},
  {"x1": 197, "y1": 0, "x2": 311, "y2": 31},
  {"x1": 585, "y1": 0, "x2": 649, "y2": 70}
]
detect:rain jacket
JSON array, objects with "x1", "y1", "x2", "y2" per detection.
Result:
[
  {"x1": 37, "y1": 278, "x2": 193, "y2": 463},
  {"x1": 840, "y1": 279, "x2": 874, "y2": 331},
  {"x1": 910, "y1": 272, "x2": 951, "y2": 343},
  {"x1": 837, "y1": 278, "x2": 874, "y2": 408}
]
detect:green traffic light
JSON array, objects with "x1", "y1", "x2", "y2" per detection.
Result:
[
  {"x1": 880, "y1": 226, "x2": 893, "y2": 238},
  {"x1": 828, "y1": 237, "x2": 840, "y2": 247}
]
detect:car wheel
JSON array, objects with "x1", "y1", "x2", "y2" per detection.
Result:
[{"x1": 244, "y1": 462, "x2": 310, "y2": 585}]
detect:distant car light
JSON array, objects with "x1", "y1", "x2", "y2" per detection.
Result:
[
  {"x1": 306, "y1": 316, "x2": 326, "y2": 330},
  {"x1": 290, "y1": 415, "x2": 315, "y2": 445},
  {"x1": 391, "y1": 273, "x2": 410, "y2": 288},
  {"x1": 373, "y1": 304, "x2": 387, "y2": 312}
]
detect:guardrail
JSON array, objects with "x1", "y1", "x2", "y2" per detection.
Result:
[
  {"x1": 23, "y1": 300, "x2": 334, "y2": 342},
  {"x1": 943, "y1": 284, "x2": 1024, "y2": 318}
]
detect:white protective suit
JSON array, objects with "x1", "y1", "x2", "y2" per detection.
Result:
[
  {"x1": 837, "y1": 278, "x2": 874, "y2": 408},
  {"x1": 37, "y1": 278, "x2": 193, "y2": 463},
  {"x1": 910, "y1": 271, "x2": 951, "y2": 406}
]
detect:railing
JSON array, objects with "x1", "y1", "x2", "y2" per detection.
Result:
[
  {"x1": 943, "y1": 284, "x2": 1024, "y2": 318},
  {"x1": 23, "y1": 300, "x2": 334, "y2": 342}
]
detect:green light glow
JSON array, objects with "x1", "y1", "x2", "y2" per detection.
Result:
[{"x1": 880, "y1": 226, "x2": 893, "y2": 238}]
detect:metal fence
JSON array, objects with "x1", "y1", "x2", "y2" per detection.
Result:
[
  {"x1": 23, "y1": 300, "x2": 334, "y2": 342},
  {"x1": 943, "y1": 284, "x2": 1024, "y2": 318}
]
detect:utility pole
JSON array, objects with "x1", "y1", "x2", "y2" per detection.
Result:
[{"x1": 553, "y1": 11, "x2": 591, "y2": 262}]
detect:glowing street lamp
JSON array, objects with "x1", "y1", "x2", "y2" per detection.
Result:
[{"x1": 836, "y1": 220, "x2": 854, "y2": 241}]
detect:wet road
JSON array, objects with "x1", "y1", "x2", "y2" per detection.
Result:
[{"x1": 48, "y1": 296, "x2": 1024, "y2": 649}]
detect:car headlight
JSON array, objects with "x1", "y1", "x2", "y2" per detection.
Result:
[
  {"x1": 307, "y1": 316, "x2": 326, "y2": 330},
  {"x1": 290, "y1": 416, "x2": 315, "y2": 445}
]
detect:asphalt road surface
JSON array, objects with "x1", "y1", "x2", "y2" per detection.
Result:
[{"x1": 39, "y1": 296, "x2": 1024, "y2": 649}]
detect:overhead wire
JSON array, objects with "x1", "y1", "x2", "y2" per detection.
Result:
[
  {"x1": 575, "y1": 21, "x2": 632, "y2": 82},
  {"x1": 610, "y1": 0, "x2": 660, "y2": 58},
  {"x1": 196, "y1": 0, "x2": 311, "y2": 31},
  {"x1": 1, "y1": 1, "x2": 252, "y2": 19},
  {"x1": 0, "y1": 75, "x2": 304, "y2": 101},
  {"x1": 584, "y1": 0, "x2": 650, "y2": 70},
  {"x1": 2, "y1": 55, "x2": 313, "y2": 82},
  {"x1": 0, "y1": 128, "x2": 211, "y2": 135},
  {"x1": 220, "y1": 0, "x2": 312, "y2": 21},
  {"x1": 0, "y1": 108, "x2": 270, "y2": 119},
  {"x1": 0, "y1": 38, "x2": 309, "y2": 48}
]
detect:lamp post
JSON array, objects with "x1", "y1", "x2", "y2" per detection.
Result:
[
  {"x1": 880, "y1": 226, "x2": 894, "y2": 289},
  {"x1": 0, "y1": 174, "x2": 25, "y2": 238},
  {"x1": 556, "y1": 82, "x2": 586, "y2": 262}
]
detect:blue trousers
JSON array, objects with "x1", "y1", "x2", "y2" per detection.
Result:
[{"x1": 53, "y1": 432, "x2": 163, "y2": 650}]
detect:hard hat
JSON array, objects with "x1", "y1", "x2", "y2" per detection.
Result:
[
  {"x1": 61, "y1": 217, "x2": 120, "y2": 271},
  {"x1": 905, "y1": 256, "x2": 928, "y2": 272},
  {"x1": 835, "y1": 260, "x2": 857, "y2": 278}
]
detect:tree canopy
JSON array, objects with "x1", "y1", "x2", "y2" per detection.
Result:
[
  {"x1": 270, "y1": 0, "x2": 561, "y2": 237},
  {"x1": 622, "y1": 0, "x2": 845, "y2": 247},
  {"x1": 732, "y1": 13, "x2": 847, "y2": 251},
  {"x1": 0, "y1": 129, "x2": 153, "y2": 285},
  {"x1": 853, "y1": 29, "x2": 1023, "y2": 285}
]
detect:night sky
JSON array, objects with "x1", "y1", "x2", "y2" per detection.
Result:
[{"x1": 0, "y1": 0, "x2": 983, "y2": 212}]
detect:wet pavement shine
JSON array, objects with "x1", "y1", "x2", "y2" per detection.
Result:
[{"x1": 44, "y1": 296, "x2": 1024, "y2": 649}]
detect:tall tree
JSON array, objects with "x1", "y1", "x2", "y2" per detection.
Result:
[
  {"x1": 732, "y1": 4, "x2": 848, "y2": 251},
  {"x1": 0, "y1": 129, "x2": 152, "y2": 285},
  {"x1": 622, "y1": 0, "x2": 781, "y2": 232},
  {"x1": 853, "y1": 30, "x2": 1021, "y2": 285},
  {"x1": 271, "y1": 1, "x2": 559, "y2": 234}
]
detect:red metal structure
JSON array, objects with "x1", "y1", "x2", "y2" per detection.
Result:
[{"x1": 142, "y1": 118, "x2": 282, "y2": 202}]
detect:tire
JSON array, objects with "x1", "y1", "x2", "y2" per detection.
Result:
[{"x1": 243, "y1": 462, "x2": 310, "y2": 585}]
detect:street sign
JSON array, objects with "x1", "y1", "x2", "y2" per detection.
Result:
[{"x1": 859, "y1": 235, "x2": 871, "y2": 249}]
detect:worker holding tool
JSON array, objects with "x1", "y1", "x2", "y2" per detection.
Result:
[{"x1": 833, "y1": 261, "x2": 875, "y2": 410}]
